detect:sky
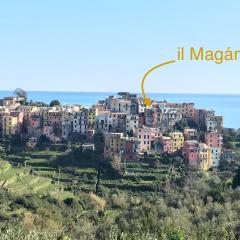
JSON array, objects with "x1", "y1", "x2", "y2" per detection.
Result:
[{"x1": 0, "y1": 0, "x2": 240, "y2": 94}]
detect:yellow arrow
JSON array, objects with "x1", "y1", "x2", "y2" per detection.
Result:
[{"x1": 141, "y1": 60, "x2": 176, "y2": 107}]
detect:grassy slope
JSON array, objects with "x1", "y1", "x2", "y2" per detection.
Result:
[
  {"x1": 3, "y1": 149, "x2": 175, "y2": 196},
  {"x1": 0, "y1": 160, "x2": 54, "y2": 194}
]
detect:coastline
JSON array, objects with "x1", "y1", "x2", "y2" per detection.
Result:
[{"x1": 0, "y1": 91, "x2": 238, "y2": 129}]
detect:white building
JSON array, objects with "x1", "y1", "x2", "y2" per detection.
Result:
[
  {"x1": 71, "y1": 109, "x2": 88, "y2": 134},
  {"x1": 95, "y1": 111, "x2": 110, "y2": 132},
  {"x1": 138, "y1": 98, "x2": 146, "y2": 113},
  {"x1": 162, "y1": 109, "x2": 182, "y2": 132},
  {"x1": 210, "y1": 147, "x2": 222, "y2": 167},
  {"x1": 126, "y1": 115, "x2": 139, "y2": 133},
  {"x1": 110, "y1": 98, "x2": 132, "y2": 115}
]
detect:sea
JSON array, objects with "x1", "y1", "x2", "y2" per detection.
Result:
[{"x1": 0, "y1": 91, "x2": 239, "y2": 129}]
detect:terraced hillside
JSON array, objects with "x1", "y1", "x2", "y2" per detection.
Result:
[
  {"x1": 4, "y1": 149, "x2": 185, "y2": 195},
  {"x1": 0, "y1": 160, "x2": 54, "y2": 194}
]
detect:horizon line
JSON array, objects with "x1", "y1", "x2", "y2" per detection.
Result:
[{"x1": 0, "y1": 90, "x2": 240, "y2": 95}]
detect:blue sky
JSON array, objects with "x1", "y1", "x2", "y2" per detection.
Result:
[{"x1": 0, "y1": 1, "x2": 239, "y2": 93}]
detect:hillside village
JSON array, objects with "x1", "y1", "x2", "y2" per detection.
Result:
[{"x1": 0, "y1": 92, "x2": 235, "y2": 171}]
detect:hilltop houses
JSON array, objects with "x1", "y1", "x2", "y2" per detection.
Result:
[
  {"x1": 204, "y1": 132, "x2": 223, "y2": 167},
  {"x1": 183, "y1": 141, "x2": 212, "y2": 171},
  {"x1": 0, "y1": 93, "x2": 225, "y2": 171}
]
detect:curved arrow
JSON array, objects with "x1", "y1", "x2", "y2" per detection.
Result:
[{"x1": 141, "y1": 60, "x2": 176, "y2": 106}]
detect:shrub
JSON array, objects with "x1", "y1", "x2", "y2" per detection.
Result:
[{"x1": 89, "y1": 193, "x2": 106, "y2": 211}]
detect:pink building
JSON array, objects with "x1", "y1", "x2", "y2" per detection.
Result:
[
  {"x1": 134, "y1": 126, "x2": 162, "y2": 152},
  {"x1": 205, "y1": 132, "x2": 223, "y2": 167},
  {"x1": 204, "y1": 132, "x2": 223, "y2": 148},
  {"x1": 149, "y1": 127, "x2": 162, "y2": 141},
  {"x1": 134, "y1": 127, "x2": 151, "y2": 152},
  {"x1": 182, "y1": 140, "x2": 199, "y2": 167},
  {"x1": 160, "y1": 136, "x2": 173, "y2": 153}
]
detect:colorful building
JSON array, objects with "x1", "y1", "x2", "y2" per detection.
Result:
[
  {"x1": 2, "y1": 114, "x2": 18, "y2": 136},
  {"x1": 183, "y1": 140, "x2": 212, "y2": 170},
  {"x1": 87, "y1": 108, "x2": 96, "y2": 129},
  {"x1": 199, "y1": 143, "x2": 212, "y2": 171},
  {"x1": 134, "y1": 127, "x2": 151, "y2": 152},
  {"x1": 169, "y1": 132, "x2": 184, "y2": 151},
  {"x1": 160, "y1": 136, "x2": 174, "y2": 153},
  {"x1": 205, "y1": 132, "x2": 223, "y2": 148},
  {"x1": 204, "y1": 132, "x2": 222, "y2": 167},
  {"x1": 183, "y1": 140, "x2": 200, "y2": 168}
]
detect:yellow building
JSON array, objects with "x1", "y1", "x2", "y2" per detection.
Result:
[
  {"x1": 87, "y1": 108, "x2": 96, "y2": 128},
  {"x1": 199, "y1": 143, "x2": 212, "y2": 171},
  {"x1": 3, "y1": 115, "x2": 18, "y2": 136},
  {"x1": 169, "y1": 132, "x2": 184, "y2": 151}
]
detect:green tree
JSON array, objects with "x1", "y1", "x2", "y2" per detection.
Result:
[
  {"x1": 14, "y1": 88, "x2": 28, "y2": 102},
  {"x1": 164, "y1": 227, "x2": 186, "y2": 240},
  {"x1": 50, "y1": 100, "x2": 61, "y2": 107},
  {"x1": 93, "y1": 132, "x2": 104, "y2": 155},
  {"x1": 93, "y1": 132, "x2": 105, "y2": 194},
  {"x1": 232, "y1": 167, "x2": 240, "y2": 189}
]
